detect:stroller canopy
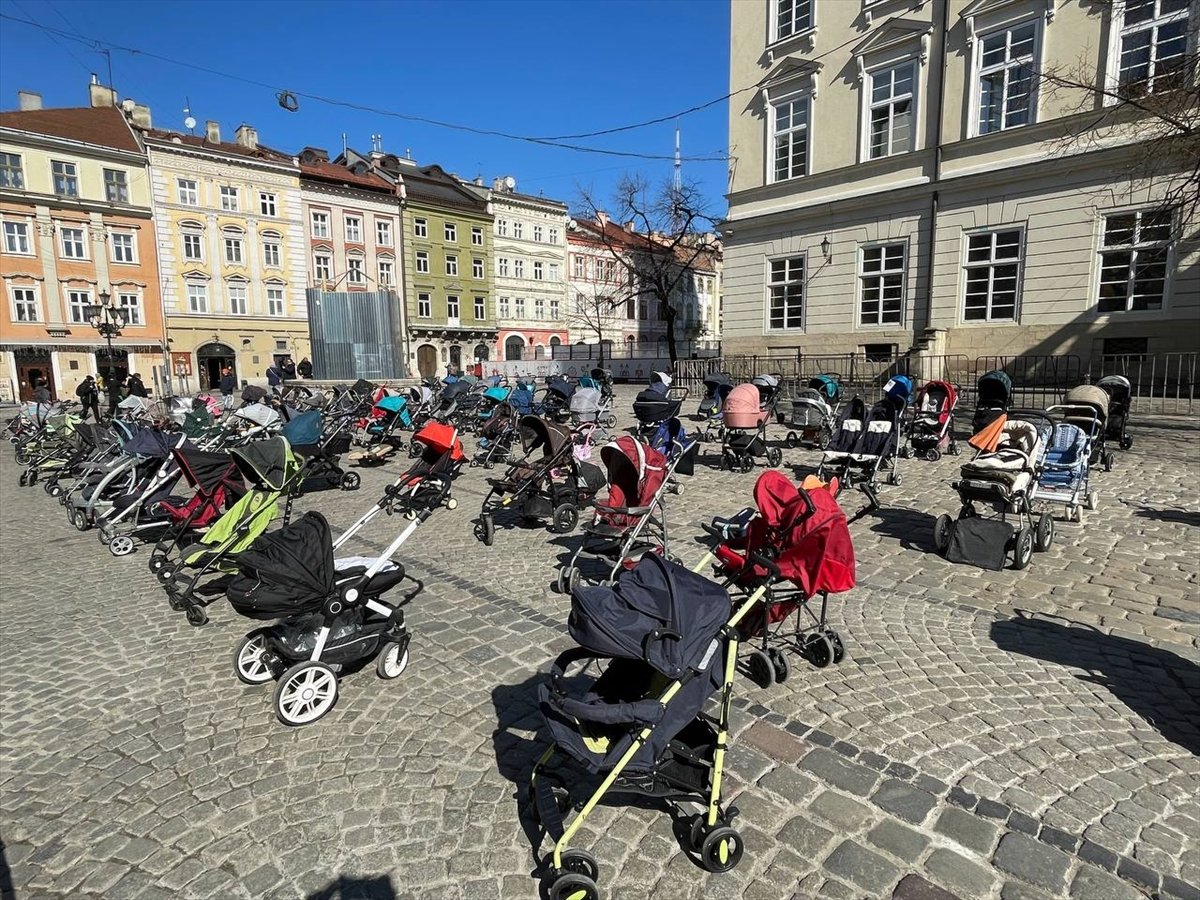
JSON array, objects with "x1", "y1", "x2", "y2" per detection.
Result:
[
  {"x1": 808, "y1": 374, "x2": 840, "y2": 402},
  {"x1": 483, "y1": 385, "x2": 510, "y2": 403},
  {"x1": 227, "y1": 511, "x2": 336, "y2": 619},
  {"x1": 407, "y1": 385, "x2": 433, "y2": 406},
  {"x1": 412, "y1": 421, "x2": 464, "y2": 460},
  {"x1": 590, "y1": 368, "x2": 613, "y2": 384},
  {"x1": 441, "y1": 381, "x2": 470, "y2": 402},
  {"x1": 1064, "y1": 385, "x2": 1109, "y2": 420},
  {"x1": 977, "y1": 370, "x2": 1012, "y2": 406},
  {"x1": 519, "y1": 415, "x2": 573, "y2": 457},
  {"x1": 231, "y1": 437, "x2": 300, "y2": 490},
  {"x1": 281, "y1": 410, "x2": 322, "y2": 447},
  {"x1": 704, "y1": 371, "x2": 734, "y2": 392},
  {"x1": 723, "y1": 383, "x2": 765, "y2": 428},
  {"x1": 375, "y1": 395, "x2": 409, "y2": 414},
  {"x1": 546, "y1": 376, "x2": 575, "y2": 401},
  {"x1": 123, "y1": 427, "x2": 179, "y2": 459},
  {"x1": 173, "y1": 446, "x2": 243, "y2": 493},
  {"x1": 884, "y1": 375, "x2": 913, "y2": 402},
  {"x1": 570, "y1": 387, "x2": 602, "y2": 416},
  {"x1": 570, "y1": 553, "x2": 730, "y2": 680},
  {"x1": 241, "y1": 384, "x2": 270, "y2": 404},
  {"x1": 1096, "y1": 375, "x2": 1131, "y2": 402},
  {"x1": 236, "y1": 404, "x2": 280, "y2": 428},
  {"x1": 600, "y1": 436, "x2": 666, "y2": 511},
  {"x1": 117, "y1": 395, "x2": 151, "y2": 412},
  {"x1": 754, "y1": 471, "x2": 856, "y2": 595},
  {"x1": 633, "y1": 388, "x2": 682, "y2": 424},
  {"x1": 917, "y1": 380, "x2": 957, "y2": 415}
]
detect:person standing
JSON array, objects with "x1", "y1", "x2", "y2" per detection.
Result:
[
  {"x1": 106, "y1": 374, "x2": 125, "y2": 418},
  {"x1": 127, "y1": 373, "x2": 148, "y2": 398},
  {"x1": 219, "y1": 366, "x2": 236, "y2": 411},
  {"x1": 282, "y1": 357, "x2": 297, "y2": 380},
  {"x1": 297, "y1": 357, "x2": 313, "y2": 379},
  {"x1": 266, "y1": 360, "x2": 284, "y2": 394},
  {"x1": 76, "y1": 375, "x2": 101, "y2": 422}
]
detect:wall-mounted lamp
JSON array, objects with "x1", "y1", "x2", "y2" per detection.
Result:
[{"x1": 820, "y1": 235, "x2": 832, "y2": 262}]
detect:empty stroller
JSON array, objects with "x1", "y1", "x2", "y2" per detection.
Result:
[
  {"x1": 146, "y1": 447, "x2": 245, "y2": 568},
  {"x1": 1061, "y1": 384, "x2": 1114, "y2": 471},
  {"x1": 1096, "y1": 375, "x2": 1133, "y2": 450},
  {"x1": 351, "y1": 394, "x2": 411, "y2": 463},
  {"x1": 973, "y1": 370, "x2": 1012, "y2": 432},
  {"x1": 784, "y1": 374, "x2": 841, "y2": 450},
  {"x1": 721, "y1": 383, "x2": 782, "y2": 471},
  {"x1": 818, "y1": 393, "x2": 905, "y2": 505},
  {"x1": 472, "y1": 401, "x2": 520, "y2": 469},
  {"x1": 752, "y1": 373, "x2": 784, "y2": 423},
  {"x1": 1032, "y1": 418, "x2": 1095, "y2": 523},
  {"x1": 902, "y1": 380, "x2": 960, "y2": 461},
  {"x1": 542, "y1": 376, "x2": 575, "y2": 423},
  {"x1": 698, "y1": 372, "x2": 734, "y2": 442},
  {"x1": 531, "y1": 553, "x2": 771, "y2": 899},
  {"x1": 285, "y1": 410, "x2": 360, "y2": 491}
]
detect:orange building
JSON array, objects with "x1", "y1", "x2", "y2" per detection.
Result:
[{"x1": 0, "y1": 85, "x2": 167, "y2": 401}]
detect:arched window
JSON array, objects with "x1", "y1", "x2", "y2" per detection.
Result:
[
  {"x1": 505, "y1": 335, "x2": 525, "y2": 361},
  {"x1": 473, "y1": 343, "x2": 490, "y2": 361},
  {"x1": 534, "y1": 344, "x2": 545, "y2": 360},
  {"x1": 550, "y1": 336, "x2": 561, "y2": 346}
]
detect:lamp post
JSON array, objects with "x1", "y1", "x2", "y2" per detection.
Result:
[{"x1": 85, "y1": 290, "x2": 127, "y2": 405}]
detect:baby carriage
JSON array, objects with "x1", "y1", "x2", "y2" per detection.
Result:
[
  {"x1": 474, "y1": 384, "x2": 512, "y2": 431},
  {"x1": 531, "y1": 553, "x2": 771, "y2": 899},
  {"x1": 352, "y1": 394, "x2": 411, "y2": 463},
  {"x1": 697, "y1": 372, "x2": 733, "y2": 443},
  {"x1": 1060, "y1": 384, "x2": 1114, "y2": 471},
  {"x1": 472, "y1": 402, "x2": 521, "y2": 470},
  {"x1": 708, "y1": 470, "x2": 855, "y2": 684},
  {"x1": 720, "y1": 383, "x2": 782, "y2": 471},
  {"x1": 818, "y1": 392, "x2": 905, "y2": 505},
  {"x1": 783, "y1": 374, "x2": 841, "y2": 450},
  {"x1": 901, "y1": 380, "x2": 960, "y2": 461},
  {"x1": 933, "y1": 413, "x2": 1055, "y2": 570},
  {"x1": 752, "y1": 373, "x2": 784, "y2": 423},
  {"x1": 582, "y1": 368, "x2": 615, "y2": 406},
  {"x1": 973, "y1": 370, "x2": 1012, "y2": 432},
  {"x1": 476, "y1": 415, "x2": 605, "y2": 544},
  {"x1": 542, "y1": 376, "x2": 575, "y2": 423},
  {"x1": 1032, "y1": 418, "x2": 1094, "y2": 523},
  {"x1": 1096, "y1": 375, "x2": 1133, "y2": 450},
  {"x1": 145, "y1": 447, "x2": 246, "y2": 568},
  {"x1": 632, "y1": 385, "x2": 685, "y2": 443},
  {"x1": 284, "y1": 410, "x2": 360, "y2": 492},
  {"x1": 569, "y1": 386, "x2": 604, "y2": 427},
  {"x1": 510, "y1": 380, "x2": 536, "y2": 416}
]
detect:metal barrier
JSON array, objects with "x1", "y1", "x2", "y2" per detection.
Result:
[
  {"x1": 1091, "y1": 352, "x2": 1196, "y2": 415},
  {"x1": 971, "y1": 355, "x2": 1083, "y2": 411}
]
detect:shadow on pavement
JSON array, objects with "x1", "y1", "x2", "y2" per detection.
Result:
[
  {"x1": 854, "y1": 505, "x2": 939, "y2": 551},
  {"x1": 492, "y1": 673, "x2": 555, "y2": 873},
  {"x1": 0, "y1": 838, "x2": 14, "y2": 900},
  {"x1": 1132, "y1": 504, "x2": 1200, "y2": 527},
  {"x1": 990, "y1": 611, "x2": 1200, "y2": 755},
  {"x1": 305, "y1": 874, "x2": 396, "y2": 900}
]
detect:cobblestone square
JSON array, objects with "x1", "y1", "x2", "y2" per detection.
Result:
[{"x1": 2, "y1": 393, "x2": 1198, "y2": 900}]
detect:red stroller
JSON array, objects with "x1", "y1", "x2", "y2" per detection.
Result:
[
  {"x1": 901, "y1": 380, "x2": 961, "y2": 461},
  {"x1": 709, "y1": 470, "x2": 856, "y2": 686},
  {"x1": 147, "y1": 447, "x2": 245, "y2": 572}
]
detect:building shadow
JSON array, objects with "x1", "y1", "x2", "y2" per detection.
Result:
[
  {"x1": 492, "y1": 672, "x2": 557, "y2": 871},
  {"x1": 305, "y1": 874, "x2": 397, "y2": 900},
  {"x1": 990, "y1": 612, "x2": 1200, "y2": 755},
  {"x1": 1132, "y1": 504, "x2": 1200, "y2": 527}
]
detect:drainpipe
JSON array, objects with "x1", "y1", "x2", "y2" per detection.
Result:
[{"x1": 920, "y1": 0, "x2": 951, "y2": 340}]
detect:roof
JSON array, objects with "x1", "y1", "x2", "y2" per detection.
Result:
[
  {"x1": 404, "y1": 165, "x2": 488, "y2": 213},
  {"x1": 0, "y1": 105, "x2": 140, "y2": 154},
  {"x1": 300, "y1": 157, "x2": 395, "y2": 193},
  {"x1": 144, "y1": 129, "x2": 294, "y2": 165}
]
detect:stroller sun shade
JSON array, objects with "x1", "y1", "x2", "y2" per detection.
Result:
[
  {"x1": 231, "y1": 437, "x2": 299, "y2": 490},
  {"x1": 519, "y1": 415, "x2": 573, "y2": 457},
  {"x1": 281, "y1": 410, "x2": 322, "y2": 448},
  {"x1": 123, "y1": 427, "x2": 180, "y2": 459},
  {"x1": 173, "y1": 446, "x2": 243, "y2": 494},
  {"x1": 236, "y1": 404, "x2": 280, "y2": 427},
  {"x1": 226, "y1": 511, "x2": 336, "y2": 619},
  {"x1": 600, "y1": 436, "x2": 666, "y2": 511},
  {"x1": 413, "y1": 421, "x2": 464, "y2": 459}
]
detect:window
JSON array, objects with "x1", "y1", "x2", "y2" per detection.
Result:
[
  {"x1": 104, "y1": 169, "x2": 129, "y2": 203},
  {"x1": 572, "y1": 255, "x2": 586, "y2": 278},
  {"x1": 11, "y1": 287, "x2": 38, "y2": 322},
  {"x1": 445, "y1": 255, "x2": 458, "y2": 277},
  {"x1": 111, "y1": 232, "x2": 135, "y2": 264},
  {"x1": 498, "y1": 296, "x2": 510, "y2": 318},
  {"x1": 768, "y1": 256, "x2": 805, "y2": 330},
  {"x1": 775, "y1": 0, "x2": 813, "y2": 41},
  {"x1": 376, "y1": 219, "x2": 393, "y2": 246},
  {"x1": 267, "y1": 287, "x2": 285, "y2": 316},
  {"x1": 53, "y1": 161, "x2": 78, "y2": 197},
  {"x1": 263, "y1": 238, "x2": 280, "y2": 268},
  {"x1": 445, "y1": 222, "x2": 457, "y2": 242},
  {"x1": 311, "y1": 211, "x2": 330, "y2": 238},
  {"x1": 220, "y1": 185, "x2": 239, "y2": 211},
  {"x1": 515, "y1": 297, "x2": 526, "y2": 318},
  {"x1": 183, "y1": 232, "x2": 203, "y2": 261},
  {"x1": 0, "y1": 153, "x2": 23, "y2": 189},
  {"x1": 447, "y1": 295, "x2": 460, "y2": 318},
  {"x1": 67, "y1": 289, "x2": 91, "y2": 324},
  {"x1": 474, "y1": 296, "x2": 486, "y2": 319},
  {"x1": 1102, "y1": 336, "x2": 1149, "y2": 357},
  {"x1": 772, "y1": 95, "x2": 810, "y2": 181},
  {"x1": 375, "y1": 260, "x2": 392, "y2": 286},
  {"x1": 498, "y1": 257, "x2": 510, "y2": 277},
  {"x1": 60, "y1": 226, "x2": 86, "y2": 259},
  {"x1": 1098, "y1": 208, "x2": 1172, "y2": 312},
  {"x1": 535, "y1": 298, "x2": 545, "y2": 319},
  {"x1": 1117, "y1": 0, "x2": 1191, "y2": 95},
  {"x1": 177, "y1": 178, "x2": 198, "y2": 205},
  {"x1": 314, "y1": 253, "x2": 331, "y2": 281},
  {"x1": 473, "y1": 257, "x2": 484, "y2": 279},
  {"x1": 862, "y1": 343, "x2": 897, "y2": 362},
  {"x1": 224, "y1": 235, "x2": 243, "y2": 264},
  {"x1": 859, "y1": 243, "x2": 906, "y2": 325},
  {"x1": 345, "y1": 216, "x2": 362, "y2": 243},
  {"x1": 963, "y1": 229, "x2": 1022, "y2": 321},
  {"x1": 533, "y1": 225, "x2": 544, "y2": 242},
  {"x1": 550, "y1": 299, "x2": 560, "y2": 319},
  {"x1": 348, "y1": 258, "x2": 365, "y2": 284},
  {"x1": 416, "y1": 251, "x2": 430, "y2": 274},
  {"x1": 548, "y1": 263, "x2": 560, "y2": 282},
  {"x1": 533, "y1": 261, "x2": 544, "y2": 280},
  {"x1": 514, "y1": 259, "x2": 525, "y2": 278},
  {"x1": 414, "y1": 217, "x2": 428, "y2": 238},
  {"x1": 497, "y1": 219, "x2": 508, "y2": 237},
  {"x1": 259, "y1": 192, "x2": 277, "y2": 216},
  {"x1": 228, "y1": 284, "x2": 248, "y2": 315},
  {"x1": 868, "y1": 62, "x2": 916, "y2": 159},
  {"x1": 513, "y1": 221, "x2": 524, "y2": 239},
  {"x1": 417, "y1": 292, "x2": 432, "y2": 317},
  {"x1": 186, "y1": 283, "x2": 208, "y2": 313},
  {"x1": 548, "y1": 227, "x2": 559, "y2": 245},
  {"x1": 471, "y1": 226, "x2": 483, "y2": 245},
  {"x1": 977, "y1": 22, "x2": 1038, "y2": 135}
]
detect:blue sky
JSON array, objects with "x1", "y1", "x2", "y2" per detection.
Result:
[{"x1": 0, "y1": 0, "x2": 732, "y2": 216}]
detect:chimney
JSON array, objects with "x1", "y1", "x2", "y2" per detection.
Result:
[
  {"x1": 235, "y1": 124, "x2": 258, "y2": 149},
  {"x1": 624, "y1": 220, "x2": 637, "y2": 232},
  {"x1": 205, "y1": 120, "x2": 221, "y2": 143},
  {"x1": 492, "y1": 177, "x2": 505, "y2": 192},
  {"x1": 129, "y1": 103, "x2": 152, "y2": 129},
  {"x1": 17, "y1": 90, "x2": 42, "y2": 111},
  {"x1": 596, "y1": 212, "x2": 610, "y2": 225},
  {"x1": 473, "y1": 176, "x2": 484, "y2": 186},
  {"x1": 88, "y1": 74, "x2": 116, "y2": 108}
]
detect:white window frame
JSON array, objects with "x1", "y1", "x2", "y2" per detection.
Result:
[
  {"x1": 769, "y1": 90, "x2": 811, "y2": 183},
  {"x1": 103, "y1": 168, "x2": 129, "y2": 204},
  {"x1": 116, "y1": 290, "x2": 142, "y2": 326},
  {"x1": 513, "y1": 221, "x2": 524, "y2": 240},
  {"x1": 445, "y1": 222, "x2": 457, "y2": 243},
  {"x1": 863, "y1": 60, "x2": 918, "y2": 160},
  {"x1": 266, "y1": 286, "x2": 286, "y2": 317},
  {"x1": 474, "y1": 296, "x2": 486, "y2": 319},
  {"x1": 414, "y1": 217, "x2": 428, "y2": 238},
  {"x1": 514, "y1": 259, "x2": 525, "y2": 278},
  {"x1": 224, "y1": 234, "x2": 244, "y2": 265},
  {"x1": 446, "y1": 294, "x2": 460, "y2": 319},
  {"x1": 66, "y1": 288, "x2": 91, "y2": 324},
  {"x1": 857, "y1": 242, "x2": 908, "y2": 327},
  {"x1": 498, "y1": 296, "x2": 510, "y2": 318},
  {"x1": 314, "y1": 253, "x2": 332, "y2": 282},
  {"x1": 533, "y1": 261, "x2": 544, "y2": 281},
  {"x1": 961, "y1": 227, "x2": 1024, "y2": 323},
  {"x1": 182, "y1": 231, "x2": 204, "y2": 262},
  {"x1": 472, "y1": 257, "x2": 484, "y2": 279},
  {"x1": 417, "y1": 292, "x2": 432, "y2": 318},
  {"x1": 771, "y1": 0, "x2": 814, "y2": 44},
  {"x1": 445, "y1": 255, "x2": 458, "y2": 277},
  {"x1": 111, "y1": 231, "x2": 137, "y2": 264},
  {"x1": 498, "y1": 257, "x2": 510, "y2": 277},
  {"x1": 533, "y1": 225, "x2": 544, "y2": 242},
  {"x1": 572, "y1": 255, "x2": 585, "y2": 279},
  {"x1": 10, "y1": 284, "x2": 40, "y2": 322},
  {"x1": 765, "y1": 254, "x2": 806, "y2": 332},
  {"x1": 345, "y1": 216, "x2": 363, "y2": 243},
  {"x1": 971, "y1": 18, "x2": 1042, "y2": 137},
  {"x1": 348, "y1": 257, "x2": 365, "y2": 284},
  {"x1": 549, "y1": 263, "x2": 560, "y2": 282},
  {"x1": 186, "y1": 282, "x2": 208, "y2": 314},
  {"x1": 259, "y1": 191, "x2": 277, "y2": 217},
  {"x1": 471, "y1": 226, "x2": 483, "y2": 245},
  {"x1": 549, "y1": 298, "x2": 560, "y2": 319},
  {"x1": 376, "y1": 219, "x2": 393, "y2": 246},
  {"x1": 534, "y1": 298, "x2": 545, "y2": 319},
  {"x1": 311, "y1": 211, "x2": 330, "y2": 238},
  {"x1": 548, "y1": 227, "x2": 559, "y2": 245},
  {"x1": 1095, "y1": 206, "x2": 1175, "y2": 314},
  {"x1": 177, "y1": 177, "x2": 198, "y2": 206},
  {"x1": 227, "y1": 283, "x2": 249, "y2": 316},
  {"x1": 60, "y1": 225, "x2": 87, "y2": 260},
  {"x1": 0, "y1": 152, "x2": 24, "y2": 190},
  {"x1": 53, "y1": 160, "x2": 78, "y2": 197},
  {"x1": 496, "y1": 219, "x2": 508, "y2": 237},
  {"x1": 1105, "y1": 0, "x2": 1196, "y2": 98},
  {"x1": 415, "y1": 251, "x2": 430, "y2": 274},
  {"x1": 220, "y1": 185, "x2": 240, "y2": 212},
  {"x1": 378, "y1": 260, "x2": 395, "y2": 286},
  {"x1": 2, "y1": 220, "x2": 31, "y2": 255},
  {"x1": 262, "y1": 234, "x2": 281, "y2": 268},
  {"x1": 515, "y1": 297, "x2": 526, "y2": 318}
]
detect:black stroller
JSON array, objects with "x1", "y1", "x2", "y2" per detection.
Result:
[
  {"x1": 973, "y1": 370, "x2": 1012, "y2": 432},
  {"x1": 632, "y1": 385, "x2": 685, "y2": 443},
  {"x1": 697, "y1": 372, "x2": 733, "y2": 443},
  {"x1": 542, "y1": 376, "x2": 575, "y2": 423},
  {"x1": 1096, "y1": 375, "x2": 1133, "y2": 450}
]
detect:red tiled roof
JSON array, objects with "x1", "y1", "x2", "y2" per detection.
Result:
[
  {"x1": 144, "y1": 129, "x2": 293, "y2": 165},
  {"x1": 0, "y1": 105, "x2": 140, "y2": 153},
  {"x1": 300, "y1": 158, "x2": 394, "y2": 193}
]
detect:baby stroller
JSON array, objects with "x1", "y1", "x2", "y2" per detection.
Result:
[
  {"x1": 510, "y1": 380, "x2": 536, "y2": 416},
  {"x1": 973, "y1": 370, "x2": 1012, "y2": 432},
  {"x1": 697, "y1": 372, "x2": 733, "y2": 443},
  {"x1": 1060, "y1": 384, "x2": 1113, "y2": 471},
  {"x1": 474, "y1": 384, "x2": 512, "y2": 432},
  {"x1": 632, "y1": 385, "x2": 685, "y2": 443},
  {"x1": 818, "y1": 392, "x2": 905, "y2": 506},
  {"x1": 284, "y1": 410, "x2": 360, "y2": 492},
  {"x1": 472, "y1": 401, "x2": 520, "y2": 469},
  {"x1": 707, "y1": 470, "x2": 855, "y2": 684},
  {"x1": 476, "y1": 415, "x2": 605, "y2": 544},
  {"x1": 901, "y1": 380, "x2": 960, "y2": 461},
  {"x1": 145, "y1": 447, "x2": 245, "y2": 568},
  {"x1": 1032, "y1": 418, "x2": 1095, "y2": 523},
  {"x1": 531, "y1": 553, "x2": 771, "y2": 899},
  {"x1": 569, "y1": 387, "x2": 604, "y2": 428},
  {"x1": 433, "y1": 381, "x2": 471, "y2": 426},
  {"x1": 721, "y1": 383, "x2": 782, "y2": 471},
  {"x1": 752, "y1": 373, "x2": 785, "y2": 423},
  {"x1": 933, "y1": 413, "x2": 1055, "y2": 570},
  {"x1": 783, "y1": 374, "x2": 840, "y2": 450},
  {"x1": 352, "y1": 394, "x2": 411, "y2": 464},
  {"x1": 542, "y1": 376, "x2": 575, "y2": 423},
  {"x1": 1096, "y1": 375, "x2": 1133, "y2": 450}
]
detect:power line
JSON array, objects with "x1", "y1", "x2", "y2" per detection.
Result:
[{"x1": 8, "y1": 1, "x2": 92, "y2": 75}]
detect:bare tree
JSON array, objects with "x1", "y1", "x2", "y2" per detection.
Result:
[
  {"x1": 564, "y1": 278, "x2": 626, "y2": 367},
  {"x1": 577, "y1": 175, "x2": 717, "y2": 369}
]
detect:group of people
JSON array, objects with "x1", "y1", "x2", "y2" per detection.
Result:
[
  {"x1": 265, "y1": 356, "x2": 312, "y2": 392},
  {"x1": 70, "y1": 372, "x2": 148, "y2": 422}
]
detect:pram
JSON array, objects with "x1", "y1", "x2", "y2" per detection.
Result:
[
  {"x1": 720, "y1": 383, "x2": 782, "y2": 471},
  {"x1": 569, "y1": 386, "x2": 611, "y2": 430},
  {"x1": 783, "y1": 374, "x2": 841, "y2": 450},
  {"x1": 531, "y1": 553, "x2": 772, "y2": 899},
  {"x1": 708, "y1": 470, "x2": 855, "y2": 683},
  {"x1": 284, "y1": 409, "x2": 360, "y2": 491},
  {"x1": 933, "y1": 413, "x2": 1055, "y2": 570},
  {"x1": 1096, "y1": 375, "x2": 1133, "y2": 450},
  {"x1": 433, "y1": 380, "x2": 471, "y2": 426},
  {"x1": 352, "y1": 394, "x2": 410, "y2": 463},
  {"x1": 1061, "y1": 384, "x2": 1114, "y2": 471},
  {"x1": 901, "y1": 379, "x2": 960, "y2": 461},
  {"x1": 632, "y1": 385, "x2": 686, "y2": 444},
  {"x1": 145, "y1": 447, "x2": 246, "y2": 567},
  {"x1": 542, "y1": 376, "x2": 575, "y2": 423},
  {"x1": 474, "y1": 384, "x2": 512, "y2": 431},
  {"x1": 1032, "y1": 419, "x2": 1095, "y2": 523},
  {"x1": 471, "y1": 401, "x2": 520, "y2": 469},
  {"x1": 973, "y1": 370, "x2": 1012, "y2": 432},
  {"x1": 476, "y1": 416, "x2": 605, "y2": 544},
  {"x1": 818, "y1": 392, "x2": 905, "y2": 505},
  {"x1": 752, "y1": 373, "x2": 785, "y2": 423},
  {"x1": 697, "y1": 372, "x2": 734, "y2": 443},
  {"x1": 509, "y1": 380, "x2": 536, "y2": 416}
]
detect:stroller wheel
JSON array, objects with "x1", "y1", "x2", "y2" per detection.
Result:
[
  {"x1": 700, "y1": 826, "x2": 744, "y2": 874},
  {"x1": 890, "y1": 472, "x2": 903, "y2": 487},
  {"x1": 950, "y1": 441, "x2": 962, "y2": 456},
  {"x1": 551, "y1": 503, "x2": 579, "y2": 534},
  {"x1": 767, "y1": 447, "x2": 783, "y2": 467},
  {"x1": 826, "y1": 630, "x2": 846, "y2": 664},
  {"x1": 408, "y1": 442, "x2": 422, "y2": 459},
  {"x1": 548, "y1": 873, "x2": 599, "y2": 900},
  {"x1": 747, "y1": 650, "x2": 774, "y2": 688},
  {"x1": 376, "y1": 639, "x2": 410, "y2": 680},
  {"x1": 72, "y1": 510, "x2": 90, "y2": 532},
  {"x1": 274, "y1": 661, "x2": 338, "y2": 726},
  {"x1": 926, "y1": 449, "x2": 941, "y2": 462},
  {"x1": 785, "y1": 432, "x2": 797, "y2": 449},
  {"x1": 1011, "y1": 527, "x2": 1034, "y2": 570},
  {"x1": 43, "y1": 480, "x2": 57, "y2": 495},
  {"x1": 933, "y1": 514, "x2": 952, "y2": 555},
  {"x1": 803, "y1": 633, "x2": 834, "y2": 669},
  {"x1": 484, "y1": 460, "x2": 495, "y2": 470},
  {"x1": 477, "y1": 515, "x2": 495, "y2": 547},
  {"x1": 17, "y1": 472, "x2": 27, "y2": 487},
  {"x1": 234, "y1": 629, "x2": 277, "y2": 685},
  {"x1": 1085, "y1": 490, "x2": 1098, "y2": 511},
  {"x1": 740, "y1": 456, "x2": 753, "y2": 474},
  {"x1": 1103, "y1": 452, "x2": 1114, "y2": 472},
  {"x1": 559, "y1": 849, "x2": 600, "y2": 883},
  {"x1": 445, "y1": 497, "x2": 458, "y2": 510},
  {"x1": 1120, "y1": 436, "x2": 1133, "y2": 450},
  {"x1": 1034, "y1": 513, "x2": 1055, "y2": 552},
  {"x1": 185, "y1": 604, "x2": 209, "y2": 627},
  {"x1": 108, "y1": 535, "x2": 135, "y2": 557},
  {"x1": 340, "y1": 471, "x2": 361, "y2": 491},
  {"x1": 768, "y1": 648, "x2": 790, "y2": 684},
  {"x1": 149, "y1": 556, "x2": 165, "y2": 574},
  {"x1": 98, "y1": 525, "x2": 114, "y2": 546},
  {"x1": 469, "y1": 459, "x2": 479, "y2": 468}
]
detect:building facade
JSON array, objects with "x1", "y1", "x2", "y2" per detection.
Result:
[
  {"x1": 144, "y1": 121, "x2": 308, "y2": 392},
  {"x1": 723, "y1": 0, "x2": 1199, "y2": 365},
  {"x1": 0, "y1": 85, "x2": 167, "y2": 401},
  {"x1": 566, "y1": 216, "x2": 660, "y2": 355}
]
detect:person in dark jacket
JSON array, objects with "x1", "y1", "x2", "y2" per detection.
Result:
[
  {"x1": 126, "y1": 373, "x2": 148, "y2": 398},
  {"x1": 297, "y1": 357, "x2": 313, "y2": 379},
  {"x1": 106, "y1": 374, "x2": 125, "y2": 417},
  {"x1": 76, "y1": 376, "x2": 101, "y2": 421},
  {"x1": 32, "y1": 379, "x2": 51, "y2": 405},
  {"x1": 266, "y1": 362, "x2": 284, "y2": 392},
  {"x1": 219, "y1": 367, "x2": 237, "y2": 411},
  {"x1": 282, "y1": 357, "x2": 297, "y2": 380}
]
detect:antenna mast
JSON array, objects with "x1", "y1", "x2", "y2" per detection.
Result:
[{"x1": 673, "y1": 120, "x2": 682, "y2": 194}]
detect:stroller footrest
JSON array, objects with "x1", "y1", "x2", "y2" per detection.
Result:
[{"x1": 535, "y1": 777, "x2": 567, "y2": 842}]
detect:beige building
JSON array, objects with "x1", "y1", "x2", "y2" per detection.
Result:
[{"x1": 723, "y1": 0, "x2": 1199, "y2": 366}]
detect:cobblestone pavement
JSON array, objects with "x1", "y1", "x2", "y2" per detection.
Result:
[{"x1": 2, "y1": 389, "x2": 1198, "y2": 900}]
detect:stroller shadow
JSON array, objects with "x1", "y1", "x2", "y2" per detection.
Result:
[
  {"x1": 1132, "y1": 505, "x2": 1200, "y2": 527},
  {"x1": 0, "y1": 838, "x2": 14, "y2": 900},
  {"x1": 990, "y1": 612, "x2": 1200, "y2": 756},
  {"x1": 855, "y1": 505, "x2": 939, "y2": 552},
  {"x1": 305, "y1": 874, "x2": 397, "y2": 900}
]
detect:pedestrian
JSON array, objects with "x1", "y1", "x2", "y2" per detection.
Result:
[
  {"x1": 106, "y1": 374, "x2": 125, "y2": 418},
  {"x1": 76, "y1": 375, "x2": 101, "y2": 422},
  {"x1": 297, "y1": 357, "x2": 313, "y2": 379},
  {"x1": 32, "y1": 378, "x2": 51, "y2": 405},
  {"x1": 127, "y1": 372, "x2": 148, "y2": 398},
  {"x1": 266, "y1": 360, "x2": 284, "y2": 393},
  {"x1": 219, "y1": 366, "x2": 237, "y2": 411},
  {"x1": 282, "y1": 356, "x2": 297, "y2": 380}
]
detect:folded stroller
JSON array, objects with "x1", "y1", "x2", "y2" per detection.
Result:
[
  {"x1": 1096, "y1": 375, "x2": 1133, "y2": 450},
  {"x1": 721, "y1": 383, "x2": 782, "y2": 471},
  {"x1": 901, "y1": 380, "x2": 960, "y2": 461},
  {"x1": 973, "y1": 370, "x2": 1012, "y2": 432},
  {"x1": 1032, "y1": 419, "x2": 1095, "y2": 523},
  {"x1": 697, "y1": 372, "x2": 734, "y2": 443},
  {"x1": 709, "y1": 470, "x2": 856, "y2": 683},
  {"x1": 531, "y1": 553, "x2": 772, "y2": 899},
  {"x1": 784, "y1": 374, "x2": 841, "y2": 450},
  {"x1": 934, "y1": 413, "x2": 1055, "y2": 570},
  {"x1": 1060, "y1": 385, "x2": 1113, "y2": 471}
]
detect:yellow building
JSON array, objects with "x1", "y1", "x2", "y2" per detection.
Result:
[{"x1": 142, "y1": 120, "x2": 309, "y2": 391}]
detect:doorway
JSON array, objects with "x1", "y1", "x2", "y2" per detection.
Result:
[
  {"x1": 196, "y1": 342, "x2": 236, "y2": 391},
  {"x1": 416, "y1": 344, "x2": 437, "y2": 379},
  {"x1": 94, "y1": 348, "x2": 129, "y2": 387},
  {"x1": 15, "y1": 350, "x2": 53, "y2": 401}
]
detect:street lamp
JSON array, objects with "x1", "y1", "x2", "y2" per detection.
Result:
[{"x1": 85, "y1": 290, "x2": 128, "y2": 401}]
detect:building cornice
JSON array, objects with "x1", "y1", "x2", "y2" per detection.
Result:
[
  {"x1": 0, "y1": 127, "x2": 146, "y2": 165},
  {"x1": 145, "y1": 139, "x2": 298, "y2": 175},
  {"x1": 0, "y1": 187, "x2": 153, "y2": 217}
]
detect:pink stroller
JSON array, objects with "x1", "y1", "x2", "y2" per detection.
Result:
[{"x1": 721, "y1": 383, "x2": 782, "y2": 471}]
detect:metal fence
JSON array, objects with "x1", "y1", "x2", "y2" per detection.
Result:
[
  {"x1": 1092, "y1": 352, "x2": 1196, "y2": 415},
  {"x1": 526, "y1": 340, "x2": 721, "y2": 363}
]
